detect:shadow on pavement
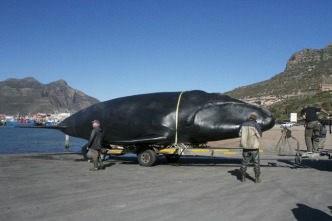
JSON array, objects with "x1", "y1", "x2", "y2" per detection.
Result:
[
  {"x1": 292, "y1": 204, "x2": 332, "y2": 221},
  {"x1": 278, "y1": 159, "x2": 332, "y2": 172},
  {"x1": 227, "y1": 169, "x2": 256, "y2": 182}
]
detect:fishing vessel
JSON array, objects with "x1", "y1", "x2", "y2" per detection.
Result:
[{"x1": 6, "y1": 119, "x2": 35, "y2": 127}]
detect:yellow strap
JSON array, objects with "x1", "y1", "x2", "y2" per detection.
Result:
[{"x1": 175, "y1": 92, "x2": 184, "y2": 144}]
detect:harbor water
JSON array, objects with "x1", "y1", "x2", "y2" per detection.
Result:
[{"x1": 0, "y1": 126, "x2": 87, "y2": 154}]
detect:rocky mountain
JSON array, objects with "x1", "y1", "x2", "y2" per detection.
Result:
[
  {"x1": 0, "y1": 77, "x2": 100, "y2": 115},
  {"x1": 225, "y1": 42, "x2": 332, "y2": 98}
]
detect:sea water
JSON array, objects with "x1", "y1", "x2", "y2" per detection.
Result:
[{"x1": 0, "y1": 126, "x2": 87, "y2": 154}]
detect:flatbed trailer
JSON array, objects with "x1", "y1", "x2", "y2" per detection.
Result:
[
  {"x1": 295, "y1": 149, "x2": 332, "y2": 164},
  {"x1": 104, "y1": 145, "x2": 264, "y2": 166}
]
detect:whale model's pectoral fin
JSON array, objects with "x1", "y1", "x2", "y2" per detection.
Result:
[{"x1": 111, "y1": 134, "x2": 169, "y2": 145}]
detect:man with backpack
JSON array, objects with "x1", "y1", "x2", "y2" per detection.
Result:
[{"x1": 301, "y1": 106, "x2": 330, "y2": 153}]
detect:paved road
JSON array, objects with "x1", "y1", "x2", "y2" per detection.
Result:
[{"x1": 1, "y1": 150, "x2": 332, "y2": 221}]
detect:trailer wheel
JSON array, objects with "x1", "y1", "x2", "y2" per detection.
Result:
[
  {"x1": 137, "y1": 149, "x2": 156, "y2": 167},
  {"x1": 295, "y1": 156, "x2": 302, "y2": 165},
  {"x1": 81, "y1": 143, "x2": 91, "y2": 160},
  {"x1": 165, "y1": 154, "x2": 180, "y2": 164}
]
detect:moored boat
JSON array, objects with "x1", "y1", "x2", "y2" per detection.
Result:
[
  {"x1": 6, "y1": 119, "x2": 35, "y2": 127},
  {"x1": 45, "y1": 121, "x2": 59, "y2": 126}
]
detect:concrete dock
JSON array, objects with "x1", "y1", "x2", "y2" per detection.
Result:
[{"x1": 1, "y1": 126, "x2": 332, "y2": 221}]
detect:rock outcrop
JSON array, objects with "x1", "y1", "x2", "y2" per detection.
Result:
[
  {"x1": 226, "y1": 41, "x2": 332, "y2": 98},
  {"x1": 0, "y1": 77, "x2": 100, "y2": 115}
]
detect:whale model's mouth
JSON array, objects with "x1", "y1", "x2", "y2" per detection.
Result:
[{"x1": 260, "y1": 115, "x2": 275, "y2": 131}]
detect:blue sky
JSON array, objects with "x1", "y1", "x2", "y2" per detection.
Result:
[{"x1": 1, "y1": 0, "x2": 332, "y2": 101}]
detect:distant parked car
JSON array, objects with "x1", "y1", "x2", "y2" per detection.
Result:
[{"x1": 280, "y1": 122, "x2": 294, "y2": 127}]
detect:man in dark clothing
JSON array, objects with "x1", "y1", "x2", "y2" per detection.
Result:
[
  {"x1": 301, "y1": 106, "x2": 330, "y2": 153},
  {"x1": 239, "y1": 114, "x2": 262, "y2": 183},
  {"x1": 87, "y1": 120, "x2": 104, "y2": 171}
]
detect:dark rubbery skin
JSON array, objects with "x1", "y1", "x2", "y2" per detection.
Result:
[{"x1": 58, "y1": 90, "x2": 275, "y2": 146}]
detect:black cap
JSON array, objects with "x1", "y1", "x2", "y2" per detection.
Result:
[{"x1": 92, "y1": 120, "x2": 100, "y2": 125}]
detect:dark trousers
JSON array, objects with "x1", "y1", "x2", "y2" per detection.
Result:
[
  {"x1": 90, "y1": 149, "x2": 100, "y2": 162},
  {"x1": 240, "y1": 149, "x2": 260, "y2": 172},
  {"x1": 304, "y1": 121, "x2": 320, "y2": 152}
]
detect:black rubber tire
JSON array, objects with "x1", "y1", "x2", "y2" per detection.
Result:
[
  {"x1": 137, "y1": 149, "x2": 156, "y2": 167},
  {"x1": 81, "y1": 143, "x2": 90, "y2": 159}
]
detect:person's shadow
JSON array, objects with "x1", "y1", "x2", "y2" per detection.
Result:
[
  {"x1": 228, "y1": 169, "x2": 255, "y2": 182},
  {"x1": 292, "y1": 204, "x2": 332, "y2": 221}
]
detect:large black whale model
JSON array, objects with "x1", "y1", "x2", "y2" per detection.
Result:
[{"x1": 56, "y1": 90, "x2": 274, "y2": 164}]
